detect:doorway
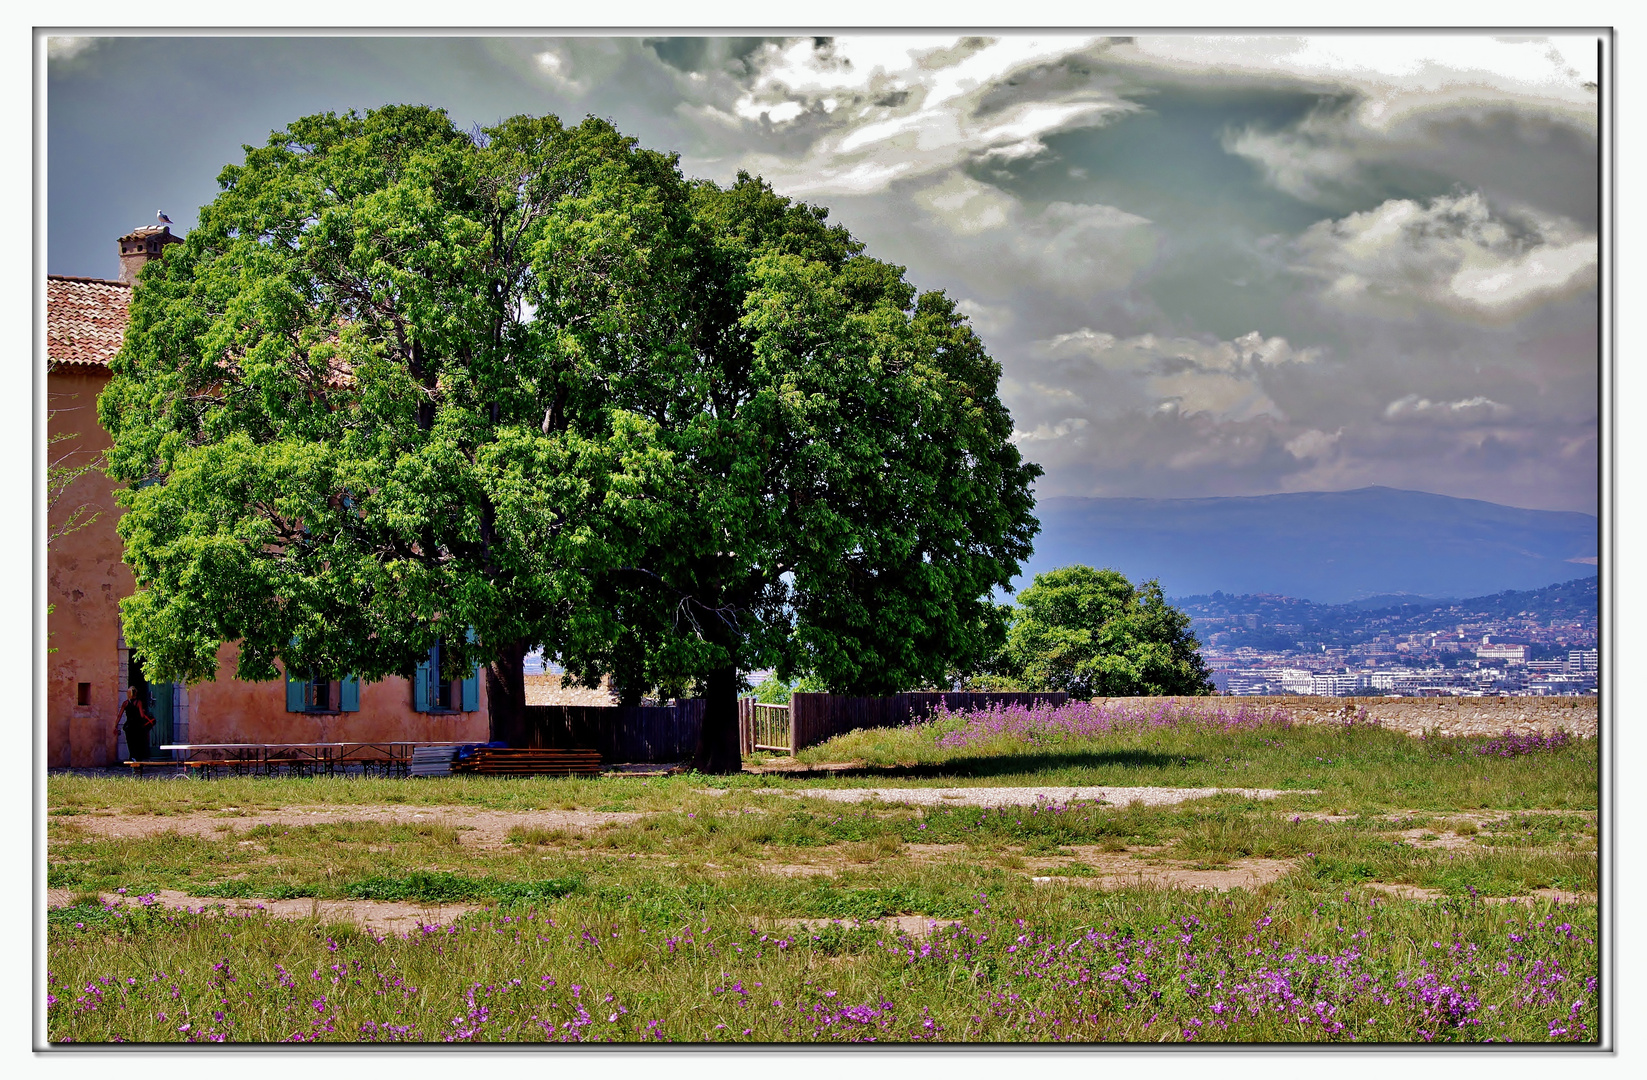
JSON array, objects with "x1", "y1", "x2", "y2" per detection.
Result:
[{"x1": 127, "y1": 653, "x2": 173, "y2": 757}]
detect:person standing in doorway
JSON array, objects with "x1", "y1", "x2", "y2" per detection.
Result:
[{"x1": 117, "y1": 685, "x2": 154, "y2": 762}]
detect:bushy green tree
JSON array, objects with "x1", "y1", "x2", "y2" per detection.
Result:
[
  {"x1": 1001, "y1": 566, "x2": 1212, "y2": 698},
  {"x1": 101, "y1": 105, "x2": 1040, "y2": 769}
]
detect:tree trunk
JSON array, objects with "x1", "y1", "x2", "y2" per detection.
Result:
[
  {"x1": 692, "y1": 661, "x2": 743, "y2": 774},
  {"x1": 485, "y1": 641, "x2": 530, "y2": 746}
]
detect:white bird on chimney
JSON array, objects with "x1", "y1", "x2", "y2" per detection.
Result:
[{"x1": 156, "y1": 210, "x2": 174, "y2": 226}]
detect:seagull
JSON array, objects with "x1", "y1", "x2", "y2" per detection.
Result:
[{"x1": 156, "y1": 210, "x2": 173, "y2": 226}]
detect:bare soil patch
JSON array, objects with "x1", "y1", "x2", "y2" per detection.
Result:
[
  {"x1": 1290, "y1": 809, "x2": 1596, "y2": 850},
  {"x1": 56, "y1": 805, "x2": 644, "y2": 847},
  {"x1": 774, "y1": 786, "x2": 1312, "y2": 808},
  {"x1": 47, "y1": 888, "x2": 479, "y2": 935},
  {"x1": 1028, "y1": 849, "x2": 1296, "y2": 892},
  {"x1": 1365, "y1": 883, "x2": 1596, "y2": 906},
  {"x1": 756, "y1": 864, "x2": 838, "y2": 878},
  {"x1": 773, "y1": 915, "x2": 963, "y2": 938}
]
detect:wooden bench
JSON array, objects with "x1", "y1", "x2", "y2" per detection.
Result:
[
  {"x1": 261, "y1": 757, "x2": 324, "y2": 775},
  {"x1": 124, "y1": 759, "x2": 182, "y2": 776},
  {"x1": 450, "y1": 748, "x2": 603, "y2": 777}
]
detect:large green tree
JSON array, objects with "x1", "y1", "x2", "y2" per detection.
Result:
[
  {"x1": 101, "y1": 105, "x2": 1040, "y2": 770},
  {"x1": 567, "y1": 175, "x2": 1041, "y2": 769},
  {"x1": 1000, "y1": 566, "x2": 1213, "y2": 698}
]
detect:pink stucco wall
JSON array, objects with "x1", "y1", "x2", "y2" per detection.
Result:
[
  {"x1": 47, "y1": 368, "x2": 490, "y2": 765},
  {"x1": 187, "y1": 643, "x2": 489, "y2": 746},
  {"x1": 46, "y1": 366, "x2": 126, "y2": 768}
]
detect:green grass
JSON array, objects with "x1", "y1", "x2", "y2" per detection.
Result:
[
  {"x1": 46, "y1": 883, "x2": 1598, "y2": 1044},
  {"x1": 47, "y1": 795, "x2": 1596, "y2": 905},
  {"x1": 46, "y1": 721, "x2": 1598, "y2": 1043},
  {"x1": 788, "y1": 721, "x2": 1596, "y2": 812},
  {"x1": 46, "y1": 720, "x2": 1596, "y2": 816}
]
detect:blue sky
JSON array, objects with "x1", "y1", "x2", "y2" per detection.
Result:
[{"x1": 45, "y1": 32, "x2": 1601, "y2": 514}]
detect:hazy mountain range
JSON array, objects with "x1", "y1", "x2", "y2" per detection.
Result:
[{"x1": 1014, "y1": 487, "x2": 1597, "y2": 605}]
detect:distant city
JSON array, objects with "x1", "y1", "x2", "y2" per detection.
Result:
[{"x1": 1174, "y1": 576, "x2": 1598, "y2": 697}]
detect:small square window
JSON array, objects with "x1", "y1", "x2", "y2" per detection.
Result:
[
  {"x1": 306, "y1": 678, "x2": 333, "y2": 712},
  {"x1": 76, "y1": 682, "x2": 91, "y2": 706}
]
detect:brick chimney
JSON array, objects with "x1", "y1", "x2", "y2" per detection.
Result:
[{"x1": 117, "y1": 225, "x2": 182, "y2": 285}]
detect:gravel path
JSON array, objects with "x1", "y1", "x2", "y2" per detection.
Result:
[{"x1": 765, "y1": 786, "x2": 1312, "y2": 808}]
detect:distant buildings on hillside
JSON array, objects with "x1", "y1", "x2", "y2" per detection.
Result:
[
  {"x1": 1211, "y1": 648, "x2": 1598, "y2": 697},
  {"x1": 1181, "y1": 580, "x2": 1597, "y2": 697}
]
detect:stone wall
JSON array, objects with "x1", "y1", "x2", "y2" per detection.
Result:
[{"x1": 1089, "y1": 695, "x2": 1597, "y2": 739}]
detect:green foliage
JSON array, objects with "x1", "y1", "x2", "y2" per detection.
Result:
[
  {"x1": 746, "y1": 674, "x2": 824, "y2": 704},
  {"x1": 999, "y1": 566, "x2": 1213, "y2": 697},
  {"x1": 99, "y1": 105, "x2": 1040, "y2": 758}
]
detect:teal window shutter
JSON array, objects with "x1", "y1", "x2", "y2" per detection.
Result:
[
  {"x1": 413, "y1": 655, "x2": 431, "y2": 713},
  {"x1": 339, "y1": 675, "x2": 360, "y2": 712},
  {"x1": 285, "y1": 666, "x2": 307, "y2": 712},
  {"x1": 152, "y1": 681, "x2": 174, "y2": 747},
  {"x1": 459, "y1": 627, "x2": 479, "y2": 711}
]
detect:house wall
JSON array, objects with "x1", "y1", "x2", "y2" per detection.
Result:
[
  {"x1": 45, "y1": 363, "x2": 490, "y2": 765},
  {"x1": 45, "y1": 366, "x2": 126, "y2": 768},
  {"x1": 186, "y1": 643, "x2": 489, "y2": 746}
]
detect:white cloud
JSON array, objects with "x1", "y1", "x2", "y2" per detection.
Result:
[
  {"x1": 1119, "y1": 35, "x2": 1597, "y2": 131},
  {"x1": 728, "y1": 36, "x2": 1132, "y2": 196},
  {"x1": 47, "y1": 37, "x2": 98, "y2": 62},
  {"x1": 954, "y1": 298, "x2": 1013, "y2": 338},
  {"x1": 913, "y1": 175, "x2": 1013, "y2": 235},
  {"x1": 1034, "y1": 328, "x2": 1321, "y2": 424},
  {"x1": 734, "y1": 96, "x2": 805, "y2": 124},
  {"x1": 1285, "y1": 428, "x2": 1342, "y2": 460},
  {"x1": 1384, "y1": 394, "x2": 1513, "y2": 423},
  {"x1": 1221, "y1": 111, "x2": 1363, "y2": 204},
  {"x1": 1295, "y1": 191, "x2": 1597, "y2": 320},
  {"x1": 1449, "y1": 241, "x2": 1599, "y2": 311},
  {"x1": 1044, "y1": 328, "x2": 1319, "y2": 373},
  {"x1": 899, "y1": 179, "x2": 1156, "y2": 303},
  {"x1": 1010, "y1": 417, "x2": 1089, "y2": 444}
]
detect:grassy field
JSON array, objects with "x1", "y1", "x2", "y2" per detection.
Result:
[{"x1": 45, "y1": 705, "x2": 1599, "y2": 1044}]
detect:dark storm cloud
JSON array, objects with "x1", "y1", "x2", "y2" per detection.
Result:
[{"x1": 46, "y1": 33, "x2": 1601, "y2": 513}]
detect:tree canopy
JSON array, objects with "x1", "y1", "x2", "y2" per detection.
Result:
[
  {"x1": 100, "y1": 105, "x2": 1041, "y2": 769},
  {"x1": 998, "y1": 566, "x2": 1213, "y2": 698}
]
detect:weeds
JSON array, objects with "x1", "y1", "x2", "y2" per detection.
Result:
[
  {"x1": 46, "y1": 888, "x2": 1598, "y2": 1043},
  {"x1": 46, "y1": 718, "x2": 1598, "y2": 1044}
]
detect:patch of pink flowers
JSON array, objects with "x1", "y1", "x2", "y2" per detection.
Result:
[{"x1": 930, "y1": 698, "x2": 1295, "y2": 750}]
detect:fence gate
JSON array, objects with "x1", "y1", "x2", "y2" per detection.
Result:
[{"x1": 738, "y1": 700, "x2": 792, "y2": 754}]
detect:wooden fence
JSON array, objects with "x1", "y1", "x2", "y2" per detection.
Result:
[
  {"x1": 523, "y1": 700, "x2": 704, "y2": 763},
  {"x1": 748, "y1": 692, "x2": 1068, "y2": 755},
  {"x1": 527, "y1": 692, "x2": 1070, "y2": 762}
]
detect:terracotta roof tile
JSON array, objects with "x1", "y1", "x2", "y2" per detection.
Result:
[{"x1": 47, "y1": 276, "x2": 131, "y2": 368}]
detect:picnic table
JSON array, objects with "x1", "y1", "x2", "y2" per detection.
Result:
[{"x1": 149, "y1": 741, "x2": 474, "y2": 778}]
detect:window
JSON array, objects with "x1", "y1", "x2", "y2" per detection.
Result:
[
  {"x1": 284, "y1": 668, "x2": 361, "y2": 713},
  {"x1": 414, "y1": 637, "x2": 480, "y2": 713},
  {"x1": 76, "y1": 682, "x2": 91, "y2": 706},
  {"x1": 307, "y1": 677, "x2": 331, "y2": 712}
]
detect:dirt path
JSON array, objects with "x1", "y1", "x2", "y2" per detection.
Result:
[
  {"x1": 1028, "y1": 852, "x2": 1297, "y2": 892},
  {"x1": 758, "y1": 785, "x2": 1314, "y2": 808},
  {"x1": 1364, "y1": 883, "x2": 1596, "y2": 906},
  {"x1": 50, "y1": 787, "x2": 1312, "y2": 844},
  {"x1": 52, "y1": 805, "x2": 643, "y2": 846},
  {"x1": 46, "y1": 887, "x2": 479, "y2": 935}
]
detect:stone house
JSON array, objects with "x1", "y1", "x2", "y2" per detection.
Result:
[{"x1": 45, "y1": 227, "x2": 488, "y2": 768}]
